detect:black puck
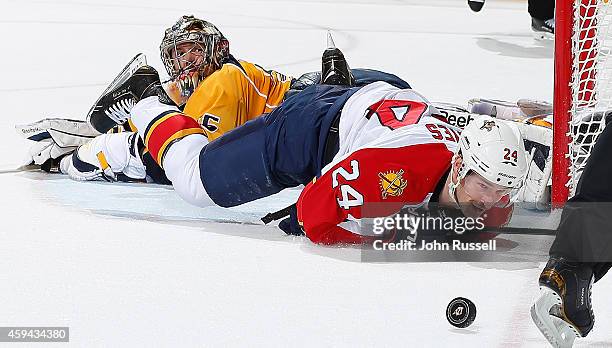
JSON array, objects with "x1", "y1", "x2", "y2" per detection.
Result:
[{"x1": 446, "y1": 297, "x2": 477, "y2": 328}]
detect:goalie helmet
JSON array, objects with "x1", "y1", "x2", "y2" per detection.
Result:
[
  {"x1": 160, "y1": 15, "x2": 230, "y2": 97},
  {"x1": 449, "y1": 115, "x2": 528, "y2": 201}
]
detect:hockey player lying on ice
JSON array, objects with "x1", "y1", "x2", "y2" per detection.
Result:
[
  {"x1": 18, "y1": 15, "x2": 410, "y2": 185},
  {"x1": 81, "y1": 42, "x2": 530, "y2": 244},
  {"x1": 19, "y1": 15, "x2": 551, "y2": 211}
]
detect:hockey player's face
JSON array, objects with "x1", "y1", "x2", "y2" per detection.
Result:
[
  {"x1": 457, "y1": 172, "x2": 512, "y2": 217},
  {"x1": 171, "y1": 42, "x2": 206, "y2": 76}
]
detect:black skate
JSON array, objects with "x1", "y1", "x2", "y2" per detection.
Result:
[
  {"x1": 467, "y1": 0, "x2": 485, "y2": 13},
  {"x1": 531, "y1": 257, "x2": 594, "y2": 348},
  {"x1": 321, "y1": 32, "x2": 355, "y2": 86},
  {"x1": 87, "y1": 54, "x2": 173, "y2": 133},
  {"x1": 532, "y1": 17, "x2": 555, "y2": 40}
]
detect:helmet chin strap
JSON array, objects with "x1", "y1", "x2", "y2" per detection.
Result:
[{"x1": 448, "y1": 153, "x2": 463, "y2": 209}]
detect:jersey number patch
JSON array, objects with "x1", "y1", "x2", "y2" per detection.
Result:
[
  {"x1": 365, "y1": 99, "x2": 427, "y2": 130},
  {"x1": 425, "y1": 123, "x2": 460, "y2": 142},
  {"x1": 331, "y1": 160, "x2": 364, "y2": 210}
]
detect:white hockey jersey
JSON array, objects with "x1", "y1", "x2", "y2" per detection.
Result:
[{"x1": 296, "y1": 82, "x2": 510, "y2": 245}]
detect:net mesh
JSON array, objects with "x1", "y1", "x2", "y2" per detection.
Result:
[{"x1": 568, "y1": 0, "x2": 612, "y2": 196}]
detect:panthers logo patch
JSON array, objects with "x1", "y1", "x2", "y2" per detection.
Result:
[
  {"x1": 480, "y1": 120, "x2": 496, "y2": 131},
  {"x1": 379, "y1": 169, "x2": 408, "y2": 199}
]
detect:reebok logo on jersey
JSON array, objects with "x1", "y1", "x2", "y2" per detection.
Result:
[{"x1": 379, "y1": 169, "x2": 408, "y2": 199}]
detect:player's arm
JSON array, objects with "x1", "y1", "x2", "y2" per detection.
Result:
[{"x1": 296, "y1": 143, "x2": 453, "y2": 245}]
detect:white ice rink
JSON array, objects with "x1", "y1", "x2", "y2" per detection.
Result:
[{"x1": 1, "y1": 0, "x2": 612, "y2": 346}]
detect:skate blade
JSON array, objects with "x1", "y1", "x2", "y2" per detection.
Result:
[
  {"x1": 326, "y1": 31, "x2": 336, "y2": 49},
  {"x1": 533, "y1": 31, "x2": 554, "y2": 41},
  {"x1": 531, "y1": 287, "x2": 580, "y2": 348}
]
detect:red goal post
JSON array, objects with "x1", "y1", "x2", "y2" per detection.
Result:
[{"x1": 553, "y1": 0, "x2": 610, "y2": 205}]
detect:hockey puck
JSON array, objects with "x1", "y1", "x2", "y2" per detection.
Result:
[
  {"x1": 446, "y1": 297, "x2": 477, "y2": 328},
  {"x1": 467, "y1": 0, "x2": 485, "y2": 12}
]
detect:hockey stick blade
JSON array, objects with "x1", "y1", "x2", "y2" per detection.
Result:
[{"x1": 0, "y1": 164, "x2": 42, "y2": 174}]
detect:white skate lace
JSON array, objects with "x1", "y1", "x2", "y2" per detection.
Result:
[{"x1": 104, "y1": 97, "x2": 135, "y2": 125}]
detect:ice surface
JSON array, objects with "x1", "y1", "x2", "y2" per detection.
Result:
[{"x1": 1, "y1": 0, "x2": 611, "y2": 346}]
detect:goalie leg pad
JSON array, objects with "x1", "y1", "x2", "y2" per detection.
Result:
[{"x1": 61, "y1": 132, "x2": 147, "y2": 182}]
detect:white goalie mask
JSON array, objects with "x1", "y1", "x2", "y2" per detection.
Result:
[
  {"x1": 449, "y1": 115, "x2": 528, "y2": 204},
  {"x1": 160, "y1": 15, "x2": 230, "y2": 98}
]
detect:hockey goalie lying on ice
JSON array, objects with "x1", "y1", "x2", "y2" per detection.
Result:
[{"x1": 16, "y1": 15, "x2": 411, "y2": 185}]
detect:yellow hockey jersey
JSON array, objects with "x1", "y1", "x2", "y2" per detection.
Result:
[{"x1": 167, "y1": 57, "x2": 292, "y2": 140}]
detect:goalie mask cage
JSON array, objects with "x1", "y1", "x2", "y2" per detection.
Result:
[{"x1": 553, "y1": 0, "x2": 612, "y2": 205}]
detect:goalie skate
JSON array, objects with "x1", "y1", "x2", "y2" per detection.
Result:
[{"x1": 86, "y1": 54, "x2": 154, "y2": 133}]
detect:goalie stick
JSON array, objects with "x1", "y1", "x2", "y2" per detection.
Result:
[{"x1": 0, "y1": 164, "x2": 44, "y2": 174}]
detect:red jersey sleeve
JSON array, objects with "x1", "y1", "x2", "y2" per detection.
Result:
[{"x1": 296, "y1": 143, "x2": 453, "y2": 245}]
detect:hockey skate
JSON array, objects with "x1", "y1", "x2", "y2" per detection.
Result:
[
  {"x1": 532, "y1": 17, "x2": 555, "y2": 40},
  {"x1": 467, "y1": 0, "x2": 485, "y2": 12},
  {"x1": 531, "y1": 257, "x2": 594, "y2": 348},
  {"x1": 321, "y1": 32, "x2": 355, "y2": 86},
  {"x1": 87, "y1": 55, "x2": 172, "y2": 133}
]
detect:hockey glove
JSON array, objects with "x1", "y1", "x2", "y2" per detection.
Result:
[{"x1": 278, "y1": 204, "x2": 305, "y2": 237}]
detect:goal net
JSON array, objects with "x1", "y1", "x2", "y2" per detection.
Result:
[{"x1": 553, "y1": 0, "x2": 612, "y2": 204}]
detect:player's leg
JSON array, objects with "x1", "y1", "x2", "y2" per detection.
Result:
[
  {"x1": 351, "y1": 69, "x2": 411, "y2": 89},
  {"x1": 86, "y1": 63, "x2": 213, "y2": 205},
  {"x1": 529, "y1": 0, "x2": 555, "y2": 39},
  {"x1": 288, "y1": 44, "x2": 410, "y2": 96},
  {"x1": 531, "y1": 118, "x2": 612, "y2": 345},
  {"x1": 550, "y1": 120, "x2": 612, "y2": 268},
  {"x1": 130, "y1": 96, "x2": 213, "y2": 207},
  {"x1": 130, "y1": 81, "x2": 355, "y2": 208},
  {"x1": 289, "y1": 69, "x2": 410, "y2": 98},
  {"x1": 199, "y1": 84, "x2": 358, "y2": 207}
]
